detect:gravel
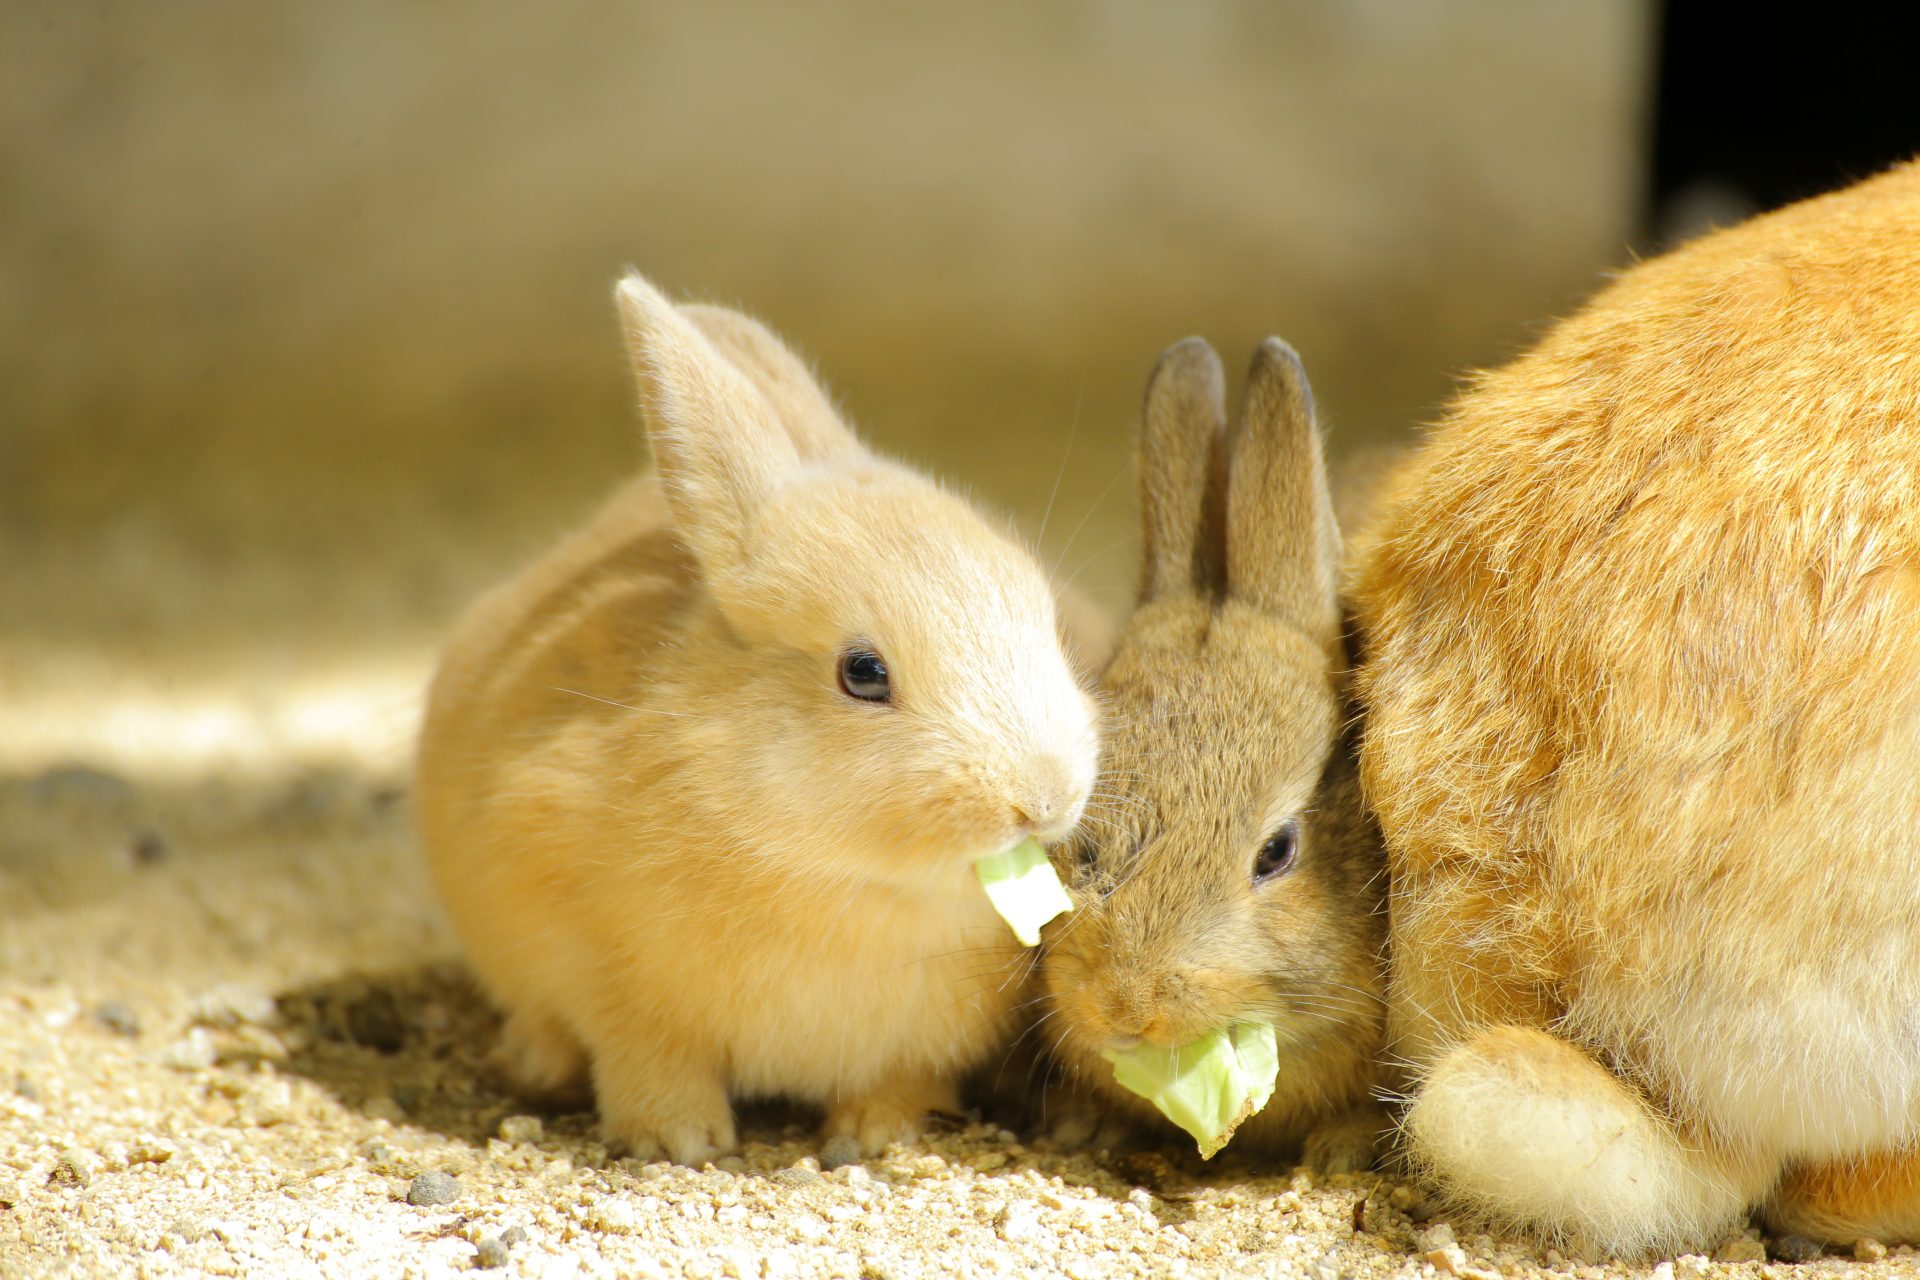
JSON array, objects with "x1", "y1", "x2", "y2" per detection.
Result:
[
  {"x1": 1772, "y1": 1236, "x2": 1827, "y2": 1264},
  {"x1": 407, "y1": 1171, "x2": 462, "y2": 1206},
  {"x1": 92, "y1": 1000, "x2": 140, "y2": 1037},
  {"x1": 7, "y1": 768, "x2": 1920, "y2": 1279},
  {"x1": 818, "y1": 1136, "x2": 863, "y2": 1172}
]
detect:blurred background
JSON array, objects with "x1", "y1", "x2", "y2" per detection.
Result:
[{"x1": 1, "y1": 1, "x2": 1909, "y2": 784}]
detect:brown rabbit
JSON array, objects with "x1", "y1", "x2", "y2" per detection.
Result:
[
  {"x1": 417, "y1": 274, "x2": 1101, "y2": 1163},
  {"x1": 1352, "y1": 161, "x2": 1920, "y2": 1253},
  {"x1": 1039, "y1": 336, "x2": 1388, "y2": 1168}
]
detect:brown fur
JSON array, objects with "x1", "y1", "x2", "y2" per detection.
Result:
[
  {"x1": 1770, "y1": 1148, "x2": 1920, "y2": 1243},
  {"x1": 1041, "y1": 338, "x2": 1388, "y2": 1165},
  {"x1": 416, "y1": 274, "x2": 1101, "y2": 1163},
  {"x1": 1352, "y1": 162, "x2": 1920, "y2": 1253}
]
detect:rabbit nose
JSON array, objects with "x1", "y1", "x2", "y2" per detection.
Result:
[
  {"x1": 1011, "y1": 758, "x2": 1089, "y2": 838},
  {"x1": 1101, "y1": 987, "x2": 1161, "y2": 1042}
]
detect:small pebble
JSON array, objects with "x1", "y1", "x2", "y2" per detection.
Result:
[
  {"x1": 406, "y1": 1171, "x2": 462, "y2": 1206},
  {"x1": 819, "y1": 1136, "x2": 862, "y2": 1172},
  {"x1": 1650, "y1": 1263, "x2": 1675, "y2": 1280},
  {"x1": 362, "y1": 1094, "x2": 405, "y2": 1125},
  {"x1": 475, "y1": 1236, "x2": 509, "y2": 1268},
  {"x1": 772, "y1": 1166, "x2": 820, "y2": 1186},
  {"x1": 48, "y1": 1154, "x2": 90, "y2": 1188},
  {"x1": 14, "y1": 1073, "x2": 41, "y2": 1102},
  {"x1": 160, "y1": 1030, "x2": 218, "y2": 1071},
  {"x1": 1309, "y1": 1248, "x2": 1349, "y2": 1280},
  {"x1": 497, "y1": 1115, "x2": 544, "y2": 1145},
  {"x1": 1388, "y1": 1182, "x2": 1437, "y2": 1221},
  {"x1": 127, "y1": 1140, "x2": 177, "y2": 1165},
  {"x1": 190, "y1": 986, "x2": 279, "y2": 1028},
  {"x1": 1674, "y1": 1256, "x2": 1711, "y2": 1279},
  {"x1": 500, "y1": 1226, "x2": 528, "y2": 1246},
  {"x1": 1770, "y1": 1234, "x2": 1824, "y2": 1263},
  {"x1": 997, "y1": 1199, "x2": 1044, "y2": 1242},
  {"x1": 1716, "y1": 1237, "x2": 1767, "y2": 1264},
  {"x1": 1857, "y1": 1239, "x2": 1889, "y2": 1262},
  {"x1": 94, "y1": 1001, "x2": 141, "y2": 1037}
]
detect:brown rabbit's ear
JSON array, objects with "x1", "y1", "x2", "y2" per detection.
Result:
[
  {"x1": 679, "y1": 304, "x2": 862, "y2": 464},
  {"x1": 1225, "y1": 338, "x2": 1341, "y2": 646},
  {"x1": 1139, "y1": 337, "x2": 1230, "y2": 602},
  {"x1": 615, "y1": 273, "x2": 799, "y2": 577}
]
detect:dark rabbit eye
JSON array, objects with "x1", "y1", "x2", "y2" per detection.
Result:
[
  {"x1": 1252, "y1": 822, "x2": 1299, "y2": 885},
  {"x1": 837, "y1": 648, "x2": 892, "y2": 703}
]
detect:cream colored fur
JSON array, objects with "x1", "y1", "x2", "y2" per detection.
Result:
[
  {"x1": 1353, "y1": 162, "x2": 1920, "y2": 1253},
  {"x1": 417, "y1": 274, "x2": 1100, "y2": 1162},
  {"x1": 1041, "y1": 338, "x2": 1387, "y2": 1167}
]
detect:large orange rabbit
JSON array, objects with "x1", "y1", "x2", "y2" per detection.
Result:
[{"x1": 1352, "y1": 162, "x2": 1920, "y2": 1254}]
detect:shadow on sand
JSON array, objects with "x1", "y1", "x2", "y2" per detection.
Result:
[{"x1": 271, "y1": 962, "x2": 1232, "y2": 1215}]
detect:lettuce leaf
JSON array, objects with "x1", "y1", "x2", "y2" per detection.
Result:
[
  {"x1": 1101, "y1": 1021, "x2": 1279, "y2": 1158},
  {"x1": 975, "y1": 837, "x2": 1073, "y2": 946}
]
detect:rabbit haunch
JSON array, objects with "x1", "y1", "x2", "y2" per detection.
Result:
[
  {"x1": 1353, "y1": 160, "x2": 1920, "y2": 1253},
  {"x1": 416, "y1": 274, "x2": 1099, "y2": 1163}
]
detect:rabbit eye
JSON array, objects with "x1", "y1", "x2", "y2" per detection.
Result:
[
  {"x1": 837, "y1": 648, "x2": 892, "y2": 703},
  {"x1": 1252, "y1": 822, "x2": 1299, "y2": 885}
]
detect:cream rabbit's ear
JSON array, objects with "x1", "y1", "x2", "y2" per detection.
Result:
[
  {"x1": 679, "y1": 304, "x2": 861, "y2": 463},
  {"x1": 1225, "y1": 338, "x2": 1341, "y2": 647},
  {"x1": 1138, "y1": 337, "x2": 1230, "y2": 602},
  {"x1": 615, "y1": 273, "x2": 800, "y2": 577}
]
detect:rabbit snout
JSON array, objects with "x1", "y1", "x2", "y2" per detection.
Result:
[
  {"x1": 1058, "y1": 943, "x2": 1224, "y2": 1050},
  {"x1": 1004, "y1": 751, "x2": 1092, "y2": 842}
]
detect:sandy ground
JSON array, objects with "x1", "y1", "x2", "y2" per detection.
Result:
[{"x1": 3, "y1": 760, "x2": 1917, "y2": 1280}]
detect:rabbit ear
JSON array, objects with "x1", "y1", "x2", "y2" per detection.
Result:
[
  {"x1": 615, "y1": 273, "x2": 798, "y2": 577},
  {"x1": 680, "y1": 304, "x2": 861, "y2": 463},
  {"x1": 1225, "y1": 338, "x2": 1341, "y2": 645},
  {"x1": 1139, "y1": 337, "x2": 1230, "y2": 601}
]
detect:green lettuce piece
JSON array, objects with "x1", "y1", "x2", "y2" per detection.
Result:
[
  {"x1": 1101, "y1": 1021, "x2": 1280, "y2": 1158},
  {"x1": 975, "y1": 837, "x2": 1073, "y2": 946}
]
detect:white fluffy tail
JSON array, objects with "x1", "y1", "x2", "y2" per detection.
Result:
[{"x1": 1404, "y1": 1025, "x2": 1761, "y2": 1257}]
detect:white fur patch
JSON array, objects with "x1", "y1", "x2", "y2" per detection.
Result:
[{"x1": 1406, "y1": 1028, "x2": 1753, "y2": 1256}]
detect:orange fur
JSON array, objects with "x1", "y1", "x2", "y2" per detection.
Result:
[
  {"x1": 1042, "y1": 338, "x2": 1387, "y2": 1167},
  {"x1": 417, "y1": 274, "x2": 1101, "y2": 1162},
  {"x1": 1353, "y1": 162, "x2": 1920, "y2": 1252},
  {"x1": 1770, "y1": 1147, "x2": 1920, "y2": 1243}
]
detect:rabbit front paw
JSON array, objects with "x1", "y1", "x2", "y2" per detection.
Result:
[
  {"x1": 824, "y1": 1074, "x2": 959, "y2": 1155},
  {"x1": 595, "y1": 1052, "x2": 737, "y2": 1164},
  {"x1": 491, "y1": 1007, "x2": 591, "y2": 1103},
  {"x1": 1302, "y1": 1103, "x2": 1388, "y2": 1175}
]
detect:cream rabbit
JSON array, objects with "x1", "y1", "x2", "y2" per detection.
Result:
[
  {"x1": 1352, "y1": 161, "x2": 1920, "y2": 1253},
  {"x1": 1040, "y1": 336, "x2": 1388, "y2": 1169},
  {"x1": 417, "y1": 274, "x2": 1099, "y2": 1163}
]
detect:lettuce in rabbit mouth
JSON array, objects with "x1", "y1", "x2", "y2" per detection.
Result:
[
  {"x1": 974, "y1": 837, "x2": 1073, "y2": 946},
  {"x1": 1101, "y1": 1022, "x2": 1280, "y2": 1158}
]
